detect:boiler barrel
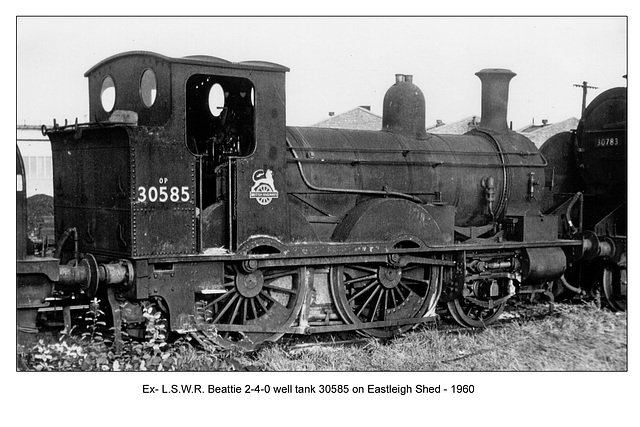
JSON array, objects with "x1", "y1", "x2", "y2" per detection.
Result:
[{"x1": 286, "y1": 126, "x2": 542, "y2": 227}]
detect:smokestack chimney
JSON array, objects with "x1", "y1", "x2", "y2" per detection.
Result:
[{"x1": 475, "y1": 68, "x2": 516, "y2": 132}]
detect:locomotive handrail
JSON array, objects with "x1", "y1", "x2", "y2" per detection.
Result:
[
  {"x1": 583, "y1": 127, "x2": 627, "y2": 134},
  {"x1": 41, "y1": 119, "x2": 136, "y2": 135},
  {"x1": 285, "y1": 145, "x2": 543, "y2": 157},
  {"x1": 286, "y1": 157, "x2": 548, "y2": 168},
  {"x1": 286, "y1": 136, "x2": 424, "y2": 203}
]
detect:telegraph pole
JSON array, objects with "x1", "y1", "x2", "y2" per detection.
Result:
[{"x1": 573, "y1": 81, "x2": 598, "y2": 115}]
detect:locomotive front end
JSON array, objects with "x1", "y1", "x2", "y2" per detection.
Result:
[{"x1": 284, "y1": 67, "x2": 572, "y2": 328}]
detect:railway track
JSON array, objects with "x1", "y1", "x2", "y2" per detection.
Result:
[{"x1": 203, "y1": 298, "x2": 560, "y2": 352}]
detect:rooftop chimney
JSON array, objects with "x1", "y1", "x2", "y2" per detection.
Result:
[{"x1": 475, "y1": 68, "x2": 516, "y2": 132}]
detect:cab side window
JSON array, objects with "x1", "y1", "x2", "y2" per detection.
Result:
[{"x1": 186, "y1": 74, "x2": 255, "y2": 163}]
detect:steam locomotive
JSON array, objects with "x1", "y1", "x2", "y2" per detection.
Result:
[
  {"x1": 17, "y1": 51, "x2": 586, "y2": 349},
  {"x1": 541, "y1": 86, "x2": 627, "y2": 311}
]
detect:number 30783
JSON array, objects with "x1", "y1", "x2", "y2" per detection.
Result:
[
  {"x1": 137, "y1": 186, "x2": 190, "y2": 203},
  {"x1": 596, "y1": 137, "x2": 620, "y2": 147}
]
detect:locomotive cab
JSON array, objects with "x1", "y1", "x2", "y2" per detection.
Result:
[{"x1": 54, "y1": 51, "x2": 291, "y2": 258}]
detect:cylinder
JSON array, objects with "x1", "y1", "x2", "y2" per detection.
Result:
[
  {"x1": 521, "y1": 247, "x2": 566, "y2": 284},
  {"x1": 58, "y1": 264, "x2": 89, "y2": 286}
]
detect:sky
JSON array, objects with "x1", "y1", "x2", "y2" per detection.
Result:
[{"x1": 17, "y1": 16, "x2": 627, "y2": 130}]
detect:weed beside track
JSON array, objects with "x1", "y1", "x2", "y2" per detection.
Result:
[{"x1": 16, "y1": 301, "x2": 627, "y2": 371}]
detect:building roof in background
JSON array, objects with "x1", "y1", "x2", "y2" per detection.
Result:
[
  {"x1": 309, "y1": 106, "x2": 382, "y2": 130},
  {"x1": 309, "y1": 106, "x2": 578, "y2": 147},
  {"x1": 309, "y1": 108, "x2": 481, "y2": 135},
  {"x1": 427, "y1": 116, "x2": 480, "y2": 134},
  {"x1": 517, "y1": 117, "x2": 579, "y2": 147}
]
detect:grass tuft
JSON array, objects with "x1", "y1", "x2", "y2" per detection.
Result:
[
  {"x1": 238, "y1": 303, "x2": 627, "y2": 371},
  {"x1": 17, "y1": 302, "x2": 626, "y2": 371}
]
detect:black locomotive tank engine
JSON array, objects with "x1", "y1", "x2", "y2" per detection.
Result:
[
  {"x1": 541, "y1": 86, "x2": 627, "y2": 310},
  {"x1": 22, "y1": 51, "x2": 583, "y2": 348}
]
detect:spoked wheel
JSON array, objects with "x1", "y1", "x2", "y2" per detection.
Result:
[
  {"x1": 330, "y1": 262, "x2": 441, "y2": 338},
  {"x1": 446, "y1": 279, "x2": 510, "y2": 328},
  {"x1": 601, "y1": 265, "x2": 627, "y2": 312},
  {"x1": 447, "y1": 298, "x2": 506, "y2": 328},
  {"x1": 196, "y1": 264, "x2": 305, "y2": 350}
]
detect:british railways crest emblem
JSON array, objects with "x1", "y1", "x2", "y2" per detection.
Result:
[{"x1": 250, "y1": 169, "x2": 279, "y2": 205}]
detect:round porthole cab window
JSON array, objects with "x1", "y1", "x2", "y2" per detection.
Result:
[
  {"x1": 100, "y1": 76, "x2": 116, "y2": 112},
  {"x1": 208, "y1": 83, "x2": 225, "y2": 117},
  {"x1": 140, "y1": 69, "x2": 157, "y2": 108}
]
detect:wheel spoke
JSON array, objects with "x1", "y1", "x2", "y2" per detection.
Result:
[
  {"x1": 402, "y1": 276, "x2": 431, "y2": 286},
  {"x1": 255, "y1": 293, "x2": 269, "y2": 312},
  {"x1": 330, "y1": 262, "x2": 441, "y2": 338},
  {"x1": 241, "y1": 298, "x2": 248, "y2": 323},
  {"x1": 383, "y1": 289, "x2": 389, "y2": 319},
  {"x1": 347, "y1": 280, "x2": 378, "y2": 303},
  {"x1": 356, "y1": 285, "x2": 381, "y2": 317},
  {"x1": 249, "y1": 298, "x2": 258, "y2": 319},
  {"x1": 203, "y1": 289, "x2": 237, "y2": 312},
  {"x1": 390, "y1": 287, "x2": 399, "y2": 307},
  {"x1": 263, "y1": 270, "x2": 297, "y2": 281},
  {"x1": 398, "y1": 281, "x2": 413, "y2": 298},
  {"x1": 263, "y1": 283, "x2": 297, "y2": 294},
  {"x1": 259, "y1": 289, "x2": 285, "y2": 309},
  {"x1": 229, "y1": 296, "x2": 242, "y2": 325},
  {"x1": 395, "y1": 286, "x2": 405, "y2": 305},
  {"x1": 196, "y1": 265, "x2": 305, "y2": 350},
  {"x1": 344, "y1": 273, "x2": 377, "y2": 285},
  {"x1": 212, "y1": 292, "x2": 240, "y2": 323},
  {"x1": 371, "y1": 288, "x2": 385, "y2": 322},
  {"x1": 346, "y1": 265, "x2": 379, "y2": 274}
]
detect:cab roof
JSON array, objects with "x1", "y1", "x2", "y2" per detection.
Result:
[{"x1": 84, "y1": 50, "x2": 290, "y2": 77}]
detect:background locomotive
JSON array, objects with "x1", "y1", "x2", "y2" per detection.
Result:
[
  {"x1": 541, "y1": 86, "x2": 627, "y2": 311},
  {"x1": 17, "y1": 51, "x2": 584, "y2": 349}
]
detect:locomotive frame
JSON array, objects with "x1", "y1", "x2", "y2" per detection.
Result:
[{"x1": 18, "y1": 51, "x2": 585, "y2": 349}]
